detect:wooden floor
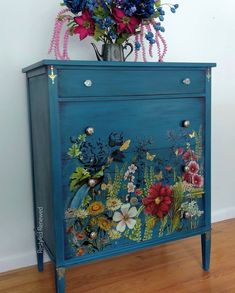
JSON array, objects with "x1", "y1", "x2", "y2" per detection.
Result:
[{"x1": 1, "y1": 219, "x2": 235, "y2": 293}]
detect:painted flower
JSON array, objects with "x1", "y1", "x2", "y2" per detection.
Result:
[
  {"x1": 182, "y1": 150, "x2": 197, "y2": 162},
  {"x1": 74, "y1": 208, "x2": 89, "y2": 219},
  {"x1": 113, "y1": 203, "x2": 138, "y2": 232},
  {"x1": 183, "y1": 172, "x2": 192, "y2": 184},
  {"x1": 76, "y1": 231, "x2": 86, "y2": 240},
  {"x1": 127, "y1": 182, "x2": 136, "y2": 193},
  {"x1": 142, "y1": 183, "x2": 173, "y2": 218},
  {"x1": 108, "y1": 229, "x2": 121, "y2": 240},
  {"x1": 192, "y1": 174, "x2": 204, "y2": 187},
  {"x1": 175, "y1": 147, "x2": 184, "y2": 156},
  {"x1": 87, "y1": 201, "x2": 104, "y2": 216},
  {"x1": 187, "y1": 161, "x2": 199, "y2": 174},
  {"x1": 135, "y1": 188, "x2": 143, "y2": 196},
  {"x1": 128, "y1": 164, "x2": 137, "y2": 173},
  {"x1": 113, "y1": 8, "x2": 140, "y2": 34},
  {"x1": 106, "y1": 197, "x2": 122, "y2": 211},
  {"x1": 130, "y1": 197, "x2": 139, "y2": 206},
  {"x1": 74, "y1": 10, "x2": 95, "y2": 40},
  {"x1": 124, "y1": 170, "x2": 130, "y2": 180},
  {"x1": 97, "y1": 217, "x2": 112, "y2": 231},
  {"x1": 76, "y1": 247, "x2": 85, "y2": 256}
]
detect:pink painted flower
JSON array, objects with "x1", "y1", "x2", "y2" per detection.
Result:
[
  {"x1": 113, "y1": 8, "x2": 140, "y2": 34},
  {"x1": 74, "y1": 10, "x2": 94, "y2": 40},
  {"x1": 183, "y1": 172, "x2": 192, "y2": 183},
  {"x1": 192, "y1": 174, "x2": 204, "y2": 187},
  {"x1": 187, "y1": 161, "x2": 199, "y2": 174},
  {"x1": 175, "y1": 147, "x2": 184, "y2": 156},
  {"x1": 182, "y1": 150, "x2": 197, "y2": 162}
]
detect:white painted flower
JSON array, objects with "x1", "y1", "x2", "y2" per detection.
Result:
[
  {"x1": 128, "y1": 164, "x2": 137, "y2": 174},
  {"x1": 130, "y1": 175, "x2": 135, "y2": 182},
  {"x1": 127, "y1": 182, "x2": 135, "y2": 193},
  {"x1": 113, "y1": 203, "x2": 138, "y2": 232},
  {"x1": 124, "y1": 171, "x2": 130, "y2": 180},
  {"x1": 106, "y1": 197, "x2": 122, "y2": 211},
  {"x1": 74, "y1": 208, "x2": 89, "y2": 219}
]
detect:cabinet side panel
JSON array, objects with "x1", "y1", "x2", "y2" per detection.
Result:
[{"x1": 28, "y1": 73, "x2": 55, "y2": 256}]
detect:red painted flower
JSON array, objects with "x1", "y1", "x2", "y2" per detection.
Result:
[
  {"x1": 142, "y1": 183, "x2": 173, "y2": 218},
  {"x1": 183, "y1": 172, "x2": 192, "y2": 183},
  {"x1": 192, "y1": 174, "x2": 204, "y2": 187},
  {"x1": 74, "y1": 10, "x2": 94, "y2": 40},
  {"x1": 113, "y1": 8, "x2": 140, "y2": 34},
  {"x1": 182, "y1": 150, "x2": 197, "y2": 162},
  {"x1": 135, "y1": 188, "x2": 143, "y2": 196},
  {"x1": 187, "y1": 161, "x2": 199, "y2": 174}
]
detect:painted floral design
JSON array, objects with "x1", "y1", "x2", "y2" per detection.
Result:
[
  {"x1": 113, "y1": 203, "x2": 138, "y2": 232},
  {"x1": 142, "y1": 183, "x2": 173, "y2": 218},
  {"x1": 65, "y1": 127, "x2": 205, "y2": 258}
]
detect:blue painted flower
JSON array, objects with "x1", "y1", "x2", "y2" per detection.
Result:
[{"x1": 63, "y1": 0, "x2": 86, "y2": 14}]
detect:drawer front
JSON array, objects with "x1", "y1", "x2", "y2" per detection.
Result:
[
  {"x1": 60, "y1": 97, "x2": 205, "y2": 260},
  {"x1": 58, "y1": 68, "x2": 205, "y2": 97}
]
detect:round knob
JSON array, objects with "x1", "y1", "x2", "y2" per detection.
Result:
[
  {"x1": 182, "y1": 78, "x2": 191, "y2": 85},
  {"x1": 88, "y1": 178, "x2": 97, "y2": 187},
  {"x1": 84, "y1": 80, "x2": 92, "y2": 87},
  {"x1": 184, "y1": 166, "x2": 190, "y2": 173},
  {"x1": 89, "y1": 231, "x2": 97, "y2": 239},
  {"x1": 85, "y1": 127, "x2": 94, "y2": 135},
  {"x1": 182, "y1": 120, "x2": 190, "y2": 128}
]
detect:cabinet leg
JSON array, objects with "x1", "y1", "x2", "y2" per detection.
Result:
[
  {"x1": 55, "y1": 267, "x2": 66, "y2": 293},
  {"x1": 201, "y1": 231, "x2": 211, "y2": 271}
]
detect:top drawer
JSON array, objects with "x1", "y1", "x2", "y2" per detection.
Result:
[{"x1": 57, "y1": 68, "x2": 206, "y2": 98}]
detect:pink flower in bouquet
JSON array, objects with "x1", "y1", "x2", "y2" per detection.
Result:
[
  {"x1": 113, "y1": 8, "x2": 140, "y2": 34},
  {"x1": 74, "y1": 10, "x2": 95, "y2": 40}
]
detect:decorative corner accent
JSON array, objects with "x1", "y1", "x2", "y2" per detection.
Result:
[
  {"x1": 56, "y1": 267, "x2": 65, "y2": 280},
  {"x1": 205, "y1": 231, "x2": 211, "y2": 241},
  {"x1": 206, "y1": 68, "x2": 211, "y2": 82},
  {"x1": 48, "y1": 65, "x2": 57, "y2": 84}
]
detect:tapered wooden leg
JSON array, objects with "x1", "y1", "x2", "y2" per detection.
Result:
[
  {"x1": 55, "y1": 267, "x2": 66, "y2": 293},
  {"x1": 201, "y1": 230, "x2": 211, "y2": 271}
]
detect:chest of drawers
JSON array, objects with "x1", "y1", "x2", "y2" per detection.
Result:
[{"x1": 23, "y1": 60, "x2": 215, "y2": 292}]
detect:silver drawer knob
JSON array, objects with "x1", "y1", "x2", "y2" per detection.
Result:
[
  {"x1": 84, "y1": 79, "x2": 92, "y2": 87},
  {"x1": 182, "y1": 120, "x2": 190, "y2": 128},
  {"x1": 85, "y1": 127, "x2": 94, "y2": 135},
  {"x1": 184, "y1": 166, "x2": 190, "y2": 173},
  {"x1": 182, "y1": 78, "x2": 191, "y2": 85}
]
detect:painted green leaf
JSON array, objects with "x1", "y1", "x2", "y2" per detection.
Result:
[
  {"x1": 70, "y1": 167, "x2": 90, "y2": 192},
  {"x1": 67, "y1": 144, "x2": 80, "y2": 158}
]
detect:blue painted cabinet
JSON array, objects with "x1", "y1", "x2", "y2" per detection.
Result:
[{"x1": 23, "y1": 60, "x2": 216, "y2": 293}]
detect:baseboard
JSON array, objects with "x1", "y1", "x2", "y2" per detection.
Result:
[
  {"x1": 0, "y1": 251, "x2": 50, "y2": 273},
  {"x1": 1, "y1": 207, "x2": 235, "y2": 274},
  {"x1": 212, "y1": 206, "x2": 235, "y2": 223}
]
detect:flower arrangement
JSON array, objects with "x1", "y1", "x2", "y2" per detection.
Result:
[
  {"x1": 65, "y1": 127, "x2": 204, "y2": 258},
  {"x1": 48, "y1": 0, "x2": 179, "y2": 61}
]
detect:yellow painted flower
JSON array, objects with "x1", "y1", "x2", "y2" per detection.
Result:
[
  {"x1": 87, "y1": 201, "x2": 104, "y2": 216},
  {"x1": 106, "y1": 197, "x2": 122, "y2": 211},
  {"x1": 108, "y1": 229, "x2": 121, "y2": 240},
  {"x1": 89, "y1": 218, "x2": 98, "y2": 226},
  {"x1": 97, "y1": 216, "x2": 111, "y2": 231}
]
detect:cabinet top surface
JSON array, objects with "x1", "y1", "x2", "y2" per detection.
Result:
[{"x1": 22, "y1": 59, "x2": 216, "y2": 73}]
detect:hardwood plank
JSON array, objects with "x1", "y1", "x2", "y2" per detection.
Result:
[{"x1": 1, "y1": 219, "x2": 235, "y2": 293}]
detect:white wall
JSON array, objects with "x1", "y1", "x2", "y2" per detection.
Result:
[{"x1": 0, "y1": 0, "x2": 235, "y2": 273}]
